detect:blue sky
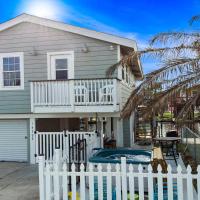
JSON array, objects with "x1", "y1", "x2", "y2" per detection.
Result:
[{"x1": 0, "y1": 0, "x2": 199, "y2": 73}]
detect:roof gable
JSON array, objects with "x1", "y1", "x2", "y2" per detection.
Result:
[{"x1": 0, "y1": 14, "x2": 137, "y2": 49}]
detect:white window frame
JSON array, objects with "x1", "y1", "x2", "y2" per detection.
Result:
[
  {"x1": 47, "y1": 51, "x2": 74, "y2": 80},
  {"x1": 117, "y1": 45, "x2": 135, "y2": 88},
  {"x1": 0, "y1": 52, "x2": 24, "y2": 90}
]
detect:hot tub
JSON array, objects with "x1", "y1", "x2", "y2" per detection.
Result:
[
  {"x1": 89, "y1": 148, "x2": 152, "y2": 165},
  {"x1": 88, "y1": 148, "x2": 152, "y2": 193}
]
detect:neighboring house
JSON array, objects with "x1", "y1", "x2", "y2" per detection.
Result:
[{"x1": 0, "y1": 14, "x2": 143, "y2": 163}]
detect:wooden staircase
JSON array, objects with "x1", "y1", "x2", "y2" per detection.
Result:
[{"x1": 135, "y1": 106, "x2": 153, "y2": 143}]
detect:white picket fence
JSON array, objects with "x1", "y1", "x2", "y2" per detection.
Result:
[
  {"x1": 39, "y1": 150, "x2": 200, "y2": 200},
  {"x1": 35, "y1": 131, "x2": 100, "y2": 163}
]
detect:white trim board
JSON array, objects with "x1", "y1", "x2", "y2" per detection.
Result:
[
  {"x1": 0, "y1": 14, "x2": 137, "y2": 49},
  {"x1": 0, "y1": 112, "x2": 121, "y2": 119},
  {"x1": 0, "y1": 52, "x2": 24, "y2": 91},
  {"x1": 47, "y1": 51, "x2": 74, "y2": 80}
]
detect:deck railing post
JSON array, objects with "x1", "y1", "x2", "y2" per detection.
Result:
[
  {"x1": 69, "y1": 80, "x2": 74, "y2": 111},
  {"x1": 121, "y1": 157, "x2": 127, "y2": 200},
  {"x1": 64, "y1": 130, "x2": 69, "y2": 163},
  {"x1": 113, "y1": 79, "x2": 117, "y2": 111},
  {"x1": 30, "y1": 82, "x2": 34, "y2": 112},
  {"x1": 38, "y1": 155, "x2": 45, "y2": 200}
]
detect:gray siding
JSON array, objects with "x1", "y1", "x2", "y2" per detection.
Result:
[
  {"x1": 120, "y1": 83, "x2": 133, "y2": 109},
  {"x1": 0, "y1": 22, "x2": 118, "y2": 114},
  {"x1": 123, "y1": 118, "x2": 130, "y2": 147}
]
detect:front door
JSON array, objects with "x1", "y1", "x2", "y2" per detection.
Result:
[{"x1": 48, "y1": 52, "x2": 74, "y2": 80}]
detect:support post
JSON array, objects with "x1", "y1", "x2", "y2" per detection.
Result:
[
  {"x1": 30, "y1": 118, "x2": 36, "y2": 164},
  {"x1": 30, "y1": 82, "x2": 34, "y2": 112},
  {"x1": 100, "y1": 118, "x2": 104, "y2": 148},
  {"x1": 113, "y1": 117, "x2": 123, "y2": 147},
  {"x1": 38, "y1": 156, "x2": 45, "y2": 200}
]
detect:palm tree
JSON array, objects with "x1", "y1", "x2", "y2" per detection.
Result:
[{"x1": 107, "y1": 16, "x2": 200, "y2": 126}]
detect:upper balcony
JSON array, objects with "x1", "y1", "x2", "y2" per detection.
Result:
[{"x1": 30, "y1": 78, "x2": 131, "y2": 113}]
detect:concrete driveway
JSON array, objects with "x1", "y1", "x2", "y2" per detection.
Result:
[{"x1": 0, "y1": 162, "x2": 39, "y2": 200}]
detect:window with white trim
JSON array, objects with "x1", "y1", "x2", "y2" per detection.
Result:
[
  {"x1": 0, "y1": 53, "x2": 24, "y2": 90},
  {"x1": 55, "y1": 58, "x2": 68, "y2": 80},
  {"x1": 121, "y1": 66, "x2": 135, "y2": 87}
]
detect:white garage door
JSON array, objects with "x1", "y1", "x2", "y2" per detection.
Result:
[{"x1": 0, "y1": 120, "x2": 28, "y2": 162}]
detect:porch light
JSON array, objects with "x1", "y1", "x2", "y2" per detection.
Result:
[
  {"x1": 109, "y1": 45, "x2": 115, "y2": 51},
  {"x1": 29, "y1": 47, "x2": 39, "y2": 56},
  {"x1": 81, "y1": 44, "x2": 89, "y2": 53}
]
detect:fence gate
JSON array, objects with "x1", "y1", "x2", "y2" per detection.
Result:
[
  {"x1": 35, "y1": 131, "x2": 65, "y2": 162},
  {"x1": 34, "y1": 131, "x2": 99, "y2": 163}
]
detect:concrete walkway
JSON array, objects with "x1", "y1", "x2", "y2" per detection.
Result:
[{"x1": 0, "y1": 162, "x2": 39, "y2": 200}]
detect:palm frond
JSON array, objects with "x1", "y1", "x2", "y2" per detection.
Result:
[
  {"x1": 149, "y1": 32, "x2": 200, "y2": 45},
  {"x1": 176, "y1": 89, "x2": 200, "y2": 121},
  {"x1": 121, "y1": 72, "x2": 200, "y2": 118},
  {"x1": 106, "y1": 45, "x2": 198, "y2": 77},
  {"x1": 106, "y1": 60, "x2": 121, "y2": 77},
  {"x1": 147, "y1": 57, "x2": 200, "y2": 80},
  {"x1": 189, "y1": 15, "x2": 200, "y2": 25}
]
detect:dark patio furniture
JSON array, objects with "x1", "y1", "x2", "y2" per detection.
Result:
[
  {"x1": 153, "y1": 137, "x2": 181, "y2": 165},
  {"x1": 166, "y1": 130, "x2": 178, "y2": 137},
  {"x1": 104, "y1": 137, "x2": 116, "y2": 149}
]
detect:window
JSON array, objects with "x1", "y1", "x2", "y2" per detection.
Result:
[
  {"x1": 122, "y1": 66, "x2": 125, "y2": 80},
  {"x1": 47, "y1": 51, "x2": 74, "y2": 80},
  {"x1": 0, "y1": 53, "x2": 24, "y2": 90},
  {"x1": 121, "y1": 66, "x2": 133, "y2": 86},
  {"x1": 55, "y1": 58, "x2": 68, "y2": 80}
]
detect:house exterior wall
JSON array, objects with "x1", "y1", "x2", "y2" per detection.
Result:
[
  {"x1": 120, "y1": 83, "x2": 133, "y2": 109},
  {"x1": 0, "y1": 22, "x2": 118, "y2": 114},
  {"x1": 0, "y1": 21, "x2": 140, "y2": 163},
  {"x1": 123, "y1": 118, "x2": 131, "y2": 147}
]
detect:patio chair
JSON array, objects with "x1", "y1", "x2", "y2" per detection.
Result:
[
  {"x1": 166, "y1": 130, "x2": 178, "y2": 137},
  {"x1": 74, "y1": 85, "x2": 88, "y2": 104},
  {"x1": 104, "y1": 137, "x2": 116, "y2": 149},
  {"x1": 166, "y1": 130, "x2": 179, "y2": 158},
  {"x1": 99, "y1": 85, "x2": 114, "y2": 103}
]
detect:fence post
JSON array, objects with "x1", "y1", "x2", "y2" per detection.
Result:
[
  {"x1": 157, "y1": 165, "x2": 163, "y2": 200},
  {"x1": 138, "y1": 164, "x2": 144, "y2": 200},
  {"x1": 197, "y1": 165, "x2": 200, "y2": 200},
  {"x1": 147, "y1": 164, "x2": 154, "y2": 200},
  {"x1": 38, "y1": 155, "x2": 45, "y2": 200},
  {"x1": 177, "y1": 165, "x2": 183, "y2": 200},
  {"x1": 121, "y1": 157, "x2": 127, "y2": 200},
  {"x1": 30, "y1": 118, "x2": 36, "y2": 164},
  {"x1": 65, "y1": 130, "x2": 69, "y2": 163},
  {"x1": 186, "y1": 165, "x2": 193, "y2": 200},
  {"x1": 54, "y1": 148, "x2": 61, "y2": 168},
  {"x1": 167, "y1": 165, "x2": 173, "y2": 200}
]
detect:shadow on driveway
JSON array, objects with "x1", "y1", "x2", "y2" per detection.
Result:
[{"x1": 0, "y1": 162, "x2": 39, "y2": 200}]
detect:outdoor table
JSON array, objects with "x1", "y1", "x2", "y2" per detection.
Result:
[{"x1": 153, "y1": 137, "x2": 181, "y2": 165}]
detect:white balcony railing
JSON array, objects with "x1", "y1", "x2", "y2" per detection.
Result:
[{"x1": 30, "y1": 78, "x2": 119, "y2": 113}]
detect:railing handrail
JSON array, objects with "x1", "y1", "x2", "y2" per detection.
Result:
[
  {"x1": 30, "y1": 77, "x2": 121, "y2": 82},
  {"x1": 183, "y1": 126, "x2": 200, "y2": 138}
]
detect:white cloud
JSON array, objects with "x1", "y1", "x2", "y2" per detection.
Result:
[
  {"x1": 18, "y1": 1, "x2": 149, "y2": 49},
  {"x1": 18, "y1": 0, "x2": 67, "y2": 20}
]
